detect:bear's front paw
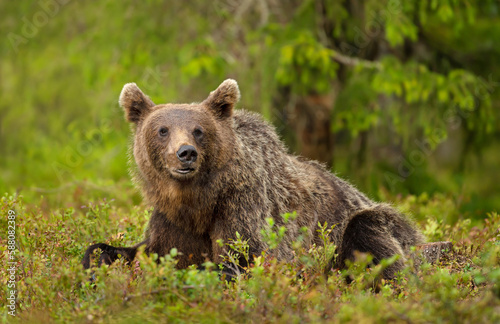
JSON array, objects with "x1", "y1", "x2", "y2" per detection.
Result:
[{"x1": 82, "y1": 243, "x2": 117, "y2": 269}]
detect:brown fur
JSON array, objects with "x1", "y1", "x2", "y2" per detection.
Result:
[{"x1": 83, "y1": 79, "x2": 424, "y2": 278}]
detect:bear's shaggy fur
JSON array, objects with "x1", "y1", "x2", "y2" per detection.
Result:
[{"x1": 82, "y1": 79, "x2": 424, "y2": 278}]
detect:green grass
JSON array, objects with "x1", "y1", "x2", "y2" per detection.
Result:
[{"x1": 1, "y1": 191, "x2": 499, "y2": 323}]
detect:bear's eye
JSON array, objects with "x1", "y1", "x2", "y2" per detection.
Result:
[
  {"x1": 158, "y1": 127, "x2": 169, "y2": 137},
  {"x1": 193, "y1": 128, "x2": 203, "y2": 139}
]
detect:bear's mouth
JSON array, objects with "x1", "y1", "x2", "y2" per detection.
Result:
[{"x1": 175, "y1": 167, "x2": 195, "y2": 174}]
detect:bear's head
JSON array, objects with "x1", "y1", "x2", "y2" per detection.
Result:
[{"x1": 119, "y1": 79, "x2": 240, "y2": 185}]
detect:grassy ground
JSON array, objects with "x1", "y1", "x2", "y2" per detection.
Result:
[{"x1": 1, "y1": 190, "x2": 499, "y2": 323}]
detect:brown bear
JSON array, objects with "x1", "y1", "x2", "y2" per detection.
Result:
[{"x1": 82, "y1": 79, "x2": 424, "y2": 278}]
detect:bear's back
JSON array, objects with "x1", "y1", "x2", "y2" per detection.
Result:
[
  {"x1": 228, "y1": 109, "x2": 374, "y2": 230},
  {"x1": 232, "y1": 109, "x2": 288, "y2": 155}
]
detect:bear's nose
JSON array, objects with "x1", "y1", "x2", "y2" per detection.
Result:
[{"x1": 176, "y1": 145, "x2": 198, "y2": 163}]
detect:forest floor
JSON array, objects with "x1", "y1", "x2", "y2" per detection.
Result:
[{"x1": 1, "y1": 189, "x2": 499, "y2": 323}]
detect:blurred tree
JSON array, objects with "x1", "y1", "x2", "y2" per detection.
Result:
[
  {"x1": 212, "y1": 0, "x2": 500, "y2": 199},
  {"x1": 0, "y1": 0, "x2": 499, "y2": 214}
]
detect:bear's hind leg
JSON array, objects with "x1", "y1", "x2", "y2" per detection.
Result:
[{"x1": 335, "y1": 205, "x2": 423, "y2": 279}]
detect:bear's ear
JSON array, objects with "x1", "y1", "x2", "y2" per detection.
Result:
[
  {"x1": 203, "y1": 79, "x2": 240, "y2": 119},
  {"x1": 119, "y1": 83, "x2": 155, "y2": 124}
]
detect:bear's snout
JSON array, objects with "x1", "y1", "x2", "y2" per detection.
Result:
[{"x1": 176, "y1": 145, "x2": 198, "y2": 163}]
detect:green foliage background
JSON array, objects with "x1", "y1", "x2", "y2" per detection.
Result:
[
  {"x1": 1, "y1": 0, "x2": 499, "y2": 218},
  {"x1": 1, "y1": 1, "x2": 500, "y2": 322}
]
